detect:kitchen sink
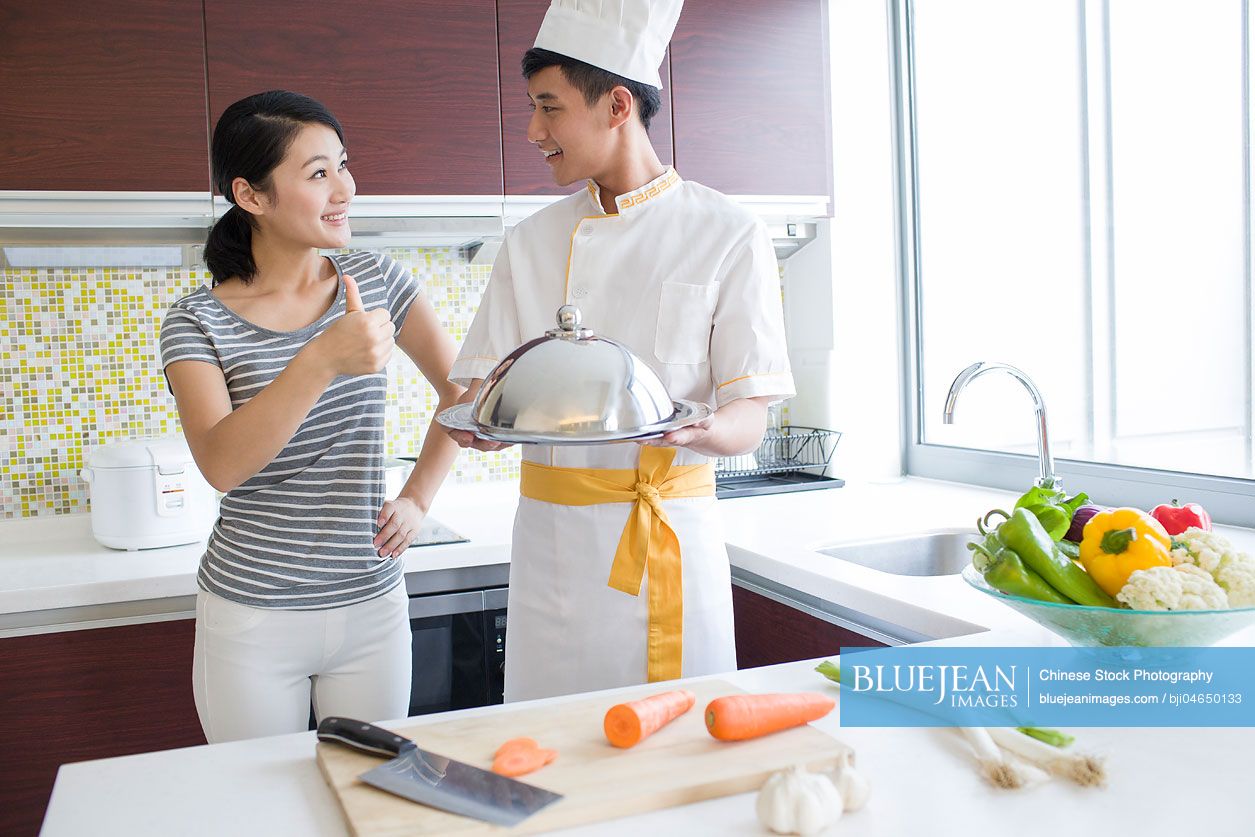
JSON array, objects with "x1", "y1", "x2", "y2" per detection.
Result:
[{"x1": 817, "y1": 529, "x2": 975, "y2": 576}]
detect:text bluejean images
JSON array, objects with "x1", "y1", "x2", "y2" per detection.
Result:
[{"x1": 837, "y1": 646, "x2": 1255, "y2": 727}]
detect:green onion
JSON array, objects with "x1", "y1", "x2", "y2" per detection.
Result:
[
  {"x1": 815, "y1": 660, "x2": 841, "y2": 684},
  {"x1": 1017, "y1": 726, "x2": 1074, "y2": 748}
]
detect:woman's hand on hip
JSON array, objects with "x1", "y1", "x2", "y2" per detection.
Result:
[
  {"x1": 309, "y1": 274, "x2": 396, "y2": 377},
  {"x1": 374, "y1": 497, "x2": 425, "y2": 558}
]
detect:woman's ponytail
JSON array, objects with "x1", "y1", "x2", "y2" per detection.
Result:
[
  {"x1": 203, "y1": 206, "x2": 256, "y2": 286},
  {"x1": 205, "y1": 90, "x2": 344, "y2": 285}
]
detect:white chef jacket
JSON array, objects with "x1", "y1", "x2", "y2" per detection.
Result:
[{"x1": 450, "y1": 167, "x2": 795, "y2": 701}]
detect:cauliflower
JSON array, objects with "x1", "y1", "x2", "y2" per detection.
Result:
[
  {"x1": 1169, "y1": 527, "x2": 1231, "y2": 574},
  {"x1": 1215, "y1": 557, "x2": 1255, "y2": 607},
  {"x1": 1116, "y1": 564, "x2": 1228, "y2": 611},
  {"x1": 1170, "y1": 527, "x2": 1255, "y2": 606}
]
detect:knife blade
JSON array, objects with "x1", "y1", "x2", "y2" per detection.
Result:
[{"x1": 317, "y1": 716, "x2": 563, "y2": 827}]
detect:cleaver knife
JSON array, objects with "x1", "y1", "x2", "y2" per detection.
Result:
[{"x1": 317, "y1": 716, "x2": 563, "y2": 827}]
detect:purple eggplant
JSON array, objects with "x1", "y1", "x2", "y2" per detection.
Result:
[{"x1": 1063, "y1": 504, "x2": 1104, "y2": 543}]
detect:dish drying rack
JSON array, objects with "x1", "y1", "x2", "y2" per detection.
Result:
[{"x1": 714, "y1": 426, "x2": 843, "y2": 498}]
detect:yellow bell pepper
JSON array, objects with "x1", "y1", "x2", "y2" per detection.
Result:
[{"x1": 1078, "y1": 507, "x2": 1173, "y2": 596}]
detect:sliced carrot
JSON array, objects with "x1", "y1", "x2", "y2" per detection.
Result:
[
  {"x1": 490, "y1": 737, "x2": 557, "y2": 777},
  {"x1": 493, "y1": 736, "x2": 539, "y2": 759},
  {"x1": 704, "y1": 692, "x2": 836, "y2": 741},
  {"x1": 603, "y1": 688, "x2": 696, "y2": 748},
  {"x1": 492, "y1": 746, "x2": 556, "y2": 777}
]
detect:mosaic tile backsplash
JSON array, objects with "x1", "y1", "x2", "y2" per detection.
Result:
[{"x1": 0, "y1": 247, "x2": 519, "y2": 519}]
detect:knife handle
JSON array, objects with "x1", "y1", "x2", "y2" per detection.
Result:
[{"x1": 317, "y1": 717, "x2": 414, "y2": 758}]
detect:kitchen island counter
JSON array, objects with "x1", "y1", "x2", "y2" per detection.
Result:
[
  {"x1": 25, "y1": 475, "x2": 1255, "y2": 834},
  {"x1": 41, "y1": 638, "x2": 1253, "y2": 837}
]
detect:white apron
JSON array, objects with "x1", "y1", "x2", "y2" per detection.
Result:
[
  {"x1": 450, "y1": 169, "x2": 795, "y2": 701},
  {"x1": 506, "y1": 443, "x2": 733, "y2": 701}
]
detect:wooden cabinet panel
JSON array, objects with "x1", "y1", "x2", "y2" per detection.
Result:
[
  {"x1": 0, "y1": 1, "x2": 832, "y2": 198},
  {"x1": 670, "y1": 0, "x2": 832, "y2": 198},
  {"x1": 0, "y1": 621, "x2": 204, "y2": 837},
  {"x1": 205, "y1": 1, "x2": 503, "y2": 196},
  {"x1": 0, "y1": 0, "x2": 210, "y2": 191},
  {"x1": 496, "y1": 0, "x2": 674, "y2": 196},
  {"x1": 732, "y1": 585, "x2": 885, "y2": 671}
]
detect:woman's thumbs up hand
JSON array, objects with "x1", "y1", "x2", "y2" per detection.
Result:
[
  {"x1": 343, "y1": 271, "x2": 366, "y2": 313},
  {"x1": 312, "y1": 274, "x2": 396, "y2": 376}
]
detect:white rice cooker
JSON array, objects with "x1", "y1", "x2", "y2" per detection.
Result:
[{"x1": 80, "y1": 435, "x2": 218, "y2": 550}]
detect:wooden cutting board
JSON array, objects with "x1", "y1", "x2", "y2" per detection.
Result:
[{"x1": 317, "y1": 679, "x2": 850, "y2": 836}]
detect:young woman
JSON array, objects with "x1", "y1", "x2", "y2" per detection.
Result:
[{"x1": 160, "y1": 90, "x2": 464, "y2": 742}]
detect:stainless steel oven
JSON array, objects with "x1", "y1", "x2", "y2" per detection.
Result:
[
  {"x1": 401, "y1": 516, "x2": 509, "y2": 717},
  {"x1": 405, "y1": 586, "x2": 506, "y2": 716}
]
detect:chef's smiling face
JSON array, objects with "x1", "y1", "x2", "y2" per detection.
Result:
[
  {"x1": 233, "y1": 123, "x2": 354, "y2": 249},
  {"x1": 526, "y1": 66, "x2": 618, "y2": 187}
]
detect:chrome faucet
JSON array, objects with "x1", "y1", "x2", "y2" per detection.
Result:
[{"x1": 942, "y1": 362, "x2": 1060, "y2": 489}]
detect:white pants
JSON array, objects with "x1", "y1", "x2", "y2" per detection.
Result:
[{"x1": 192, "y1": 583, "x2": 412, "y2": 743}]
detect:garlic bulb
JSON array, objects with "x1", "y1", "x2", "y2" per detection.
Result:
[
  {"x1": 756, "y1": 764, "x2": 844, "y2": 835},
  {"x1": 830, "y1": 751, "x2": 870, "y2": 812}
]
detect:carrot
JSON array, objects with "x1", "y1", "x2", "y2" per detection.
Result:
[
  {"x1": 704, "y1": 692, "x2": 836, "y2": 741},
  {"x1": 603, "y1": 688, "x2": 696, "y2": 748},
  {"x1": 490, "y1": 737, "x2": 557, "y2": 777},
  {"x1": 493, "y1": 737, "x2": 539, "y2": 759}
]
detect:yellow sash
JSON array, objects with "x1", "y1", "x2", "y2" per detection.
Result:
[{"x1": 518, "y1": 446, "x2": 715, "y2": 682}]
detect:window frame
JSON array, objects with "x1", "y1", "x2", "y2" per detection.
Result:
[{"x1": 889, "y1": 0, "x2": 1255, "y2": 526}]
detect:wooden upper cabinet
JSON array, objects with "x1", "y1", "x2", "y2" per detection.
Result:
[
  {"x1": 496, "y1": 0, "x2": 674, "y2": 196},
  {"x1": 0, "y1": 1, "x2": 831, "y2": 198},
  {"x1": 204, "y1": 0, "x2": 503, "y2": 195},
  {"x1": 671, "y1": 0, "x2": 832, "y2": 199},
  {"x1": 0, "y1": 0, "x2": 210, "y2": 192}
]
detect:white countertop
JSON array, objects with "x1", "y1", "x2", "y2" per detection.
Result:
[
  {"x1": 8, "y1": 476, "x2": 1255, "y2": 646},
  {"x1": 41, "y1": 644, "x2": 1255, "y2": 837},
  {"x1": 0, "y1": 481, "x2": 521, "y2": 635},
  {"x1": 0, "y1": 477, "x2": 1017, "y2": 639}
]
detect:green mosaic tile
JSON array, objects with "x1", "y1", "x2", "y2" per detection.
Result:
[
  {"x1": 3, "y1": 249, "x2": 789, "y2": 518},
  {"x1": 1, "y1": 248, "x2": 519, "y2": 519}
]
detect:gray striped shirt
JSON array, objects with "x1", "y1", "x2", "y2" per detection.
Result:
[{"x1": 159, "y1": 251, "x2": 421, "y2": 609}]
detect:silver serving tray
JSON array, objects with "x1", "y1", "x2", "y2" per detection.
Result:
[{"x1": 436, "y1": 399, "x2": 712, "y2": 446}]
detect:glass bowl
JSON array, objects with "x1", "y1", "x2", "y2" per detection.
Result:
[{"x1": 961, "y1": 565, "x2": 1255, "y2": 647}]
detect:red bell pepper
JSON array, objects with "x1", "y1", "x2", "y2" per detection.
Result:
[{"x1": 1150, "y1": 500, "x2": 1212, "y2": 535}]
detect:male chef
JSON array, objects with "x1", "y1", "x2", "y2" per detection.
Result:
[{"x1": 447, "y1": 0, "x2": 794, "y2": 701}]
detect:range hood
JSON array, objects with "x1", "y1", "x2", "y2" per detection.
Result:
[{"x1": 0, "y1": 191, "x2": 826, "y2": 267}]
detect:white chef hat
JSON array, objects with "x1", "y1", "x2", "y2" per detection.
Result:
[{"x1": 533, "y1": 0, "x2": 684, "y2": 90}]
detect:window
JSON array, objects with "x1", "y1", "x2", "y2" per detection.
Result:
[{"x1": 897, "y1": 0, "x2": 1255, "y2": 520}]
